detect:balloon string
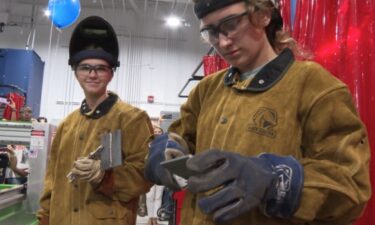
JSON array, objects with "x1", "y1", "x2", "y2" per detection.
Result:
[{"x1": 42, "y1": 18, "x2": 54, "y2": 119}]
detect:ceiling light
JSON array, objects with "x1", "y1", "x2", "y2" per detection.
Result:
[
  {"x1": 165, "y1": 15, "x2": 182, "y2": 28},
  {"x1": 44, "y1": 9, "x2": 51, "y2": 17}
]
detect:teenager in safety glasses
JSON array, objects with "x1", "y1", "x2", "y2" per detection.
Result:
[{"x1": 144, "y1": 0, "x2": 371, "y2": 225}]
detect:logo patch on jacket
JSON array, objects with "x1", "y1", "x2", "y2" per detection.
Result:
[{"x1": 248, "y1": 107, "x2": 277, "y2": 138}]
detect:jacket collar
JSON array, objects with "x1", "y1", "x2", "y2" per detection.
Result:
[
  {"x1": 224, "y1": 48, "x2": 294, "y2": 92},
  {"x1": 80, "y1": 92, "x2": 118, "y2": 119}
]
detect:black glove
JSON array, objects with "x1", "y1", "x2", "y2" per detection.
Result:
[
  {"x1": 186, "y1": 150, "x2": 303, "y2": 224},
  {"x1": 144, "y1": 132, "x2": 189, "y2": 191}
]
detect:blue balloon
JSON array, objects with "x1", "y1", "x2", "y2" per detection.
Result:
[{"x1": 48, "y1": 0, "x2": 81, "y2": 29}]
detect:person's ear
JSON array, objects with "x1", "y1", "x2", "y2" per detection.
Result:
[
  {"x1": 72, "y1": 67, "x2": 78, "y2": 78},
  {"x1": 253, "y1": 10, "x2": 272, "y2": 28},
  {"x1": 109, "y1": 70, "x2": 114, "y2": 81}
]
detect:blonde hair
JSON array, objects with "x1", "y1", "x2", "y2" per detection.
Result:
[
  {"x1": 152, "y1": 122, "x2": 164, "y2": 135},
  {"x1": 274, "y1": 30, "x2": 313, "y2": 59},
  {"x1": 193, "y1": 0, "x2": 312, "y2": 58},
  {"x1": 244, "y1": 0, "x2": 312, "y2": 58},
  {"x1": 20, "y1": 106, "x2": 32, "y2": 113},
  {"x1": 243, "y1": 0, "x2": 283, "y2": 49}
]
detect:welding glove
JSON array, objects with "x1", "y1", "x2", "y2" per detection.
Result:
[
  {"x1": 70, "y1": 157, "x2": 105, "y2": 186},
  {"x1": 144, "y1": 132, "x2": 190, "y2": 191},
  {"x1": 186, "y1": 150, "x2": 303, "y2": 224}
]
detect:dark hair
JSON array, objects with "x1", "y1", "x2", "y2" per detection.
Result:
[
  {"x1": 37, "y1": 117, "x2": 48, "y2": 123},
  {"x1": 153, "y1": 125, "x2": 164, "y2": 134}
]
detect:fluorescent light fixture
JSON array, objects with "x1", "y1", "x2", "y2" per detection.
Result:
[{"x1": 165, "y1": 15, "x2": 182, "y2": 28}]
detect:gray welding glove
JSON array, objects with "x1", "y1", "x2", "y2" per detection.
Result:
[
  {"x1": 144, "y1": 132, "x2": 189, "y2": 191},
  {"x1": 186, "y1": 150, "x2": 303, "y2": 224}
]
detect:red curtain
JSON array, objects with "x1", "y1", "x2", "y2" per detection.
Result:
[
  {"x1": 279, "y1": 0, "x2": 292, "y2": 32},
  {"x1": 288, "y1": 0, "x2": 375, "y2": 224},
  {"x1": 203, "y1": 54, "x2": 230, "y2": 76}
]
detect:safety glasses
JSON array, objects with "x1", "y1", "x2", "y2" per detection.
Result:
[
  {"x1": 75, "y1": 64, "x2": 113, "y2": 76},
  {"x1": 200, "y1": 11, "x2": 249, "y2": 45}
]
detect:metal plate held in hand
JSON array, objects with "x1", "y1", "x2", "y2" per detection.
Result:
[{"x1": 100, "y1": 130, "x2": 122, "y2": 170}]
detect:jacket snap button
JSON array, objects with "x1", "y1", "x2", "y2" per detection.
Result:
[
  {"x1": 220, "y1": 117, "x2": 227, "y2": 124},
  {"x1": 79, "y1": 134, "x2": 84, "y2": 140},
  {"x1": 73, "y1": 208, "x2": 79, "y2": 212}
]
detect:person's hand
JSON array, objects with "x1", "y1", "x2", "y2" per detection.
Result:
[
  {"x1": 186, "y1": 150, "x2": 304, "y2": 224},
  {"x1": 144, "y1": 132, "x2": 189, "y2": 191},
  {"x1": 7, "y1": 97, "x2": 16, "y2": 111},
  {"x1": 17, "y1": 168, "x2": 29, "y2": 177},
  {"x1": 13, "y1": 167, "x2": 29, "y2": 177},
  {"x1": 69, "y1": 157, "x2": 104, "y2": 185}
]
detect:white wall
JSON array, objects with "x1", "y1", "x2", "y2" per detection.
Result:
[{"x1": 0, "y1": 2, "x2": 208, "y2": 121}]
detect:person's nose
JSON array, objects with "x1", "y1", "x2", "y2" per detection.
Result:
[
  {"x1": 217, "y1": 33, "x2": 232, "y2": 49},
  {"x1": 88, "y1": 69, "x2": 99, "y2": 78}
]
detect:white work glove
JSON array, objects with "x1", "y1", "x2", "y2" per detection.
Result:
[{"x1": 70, "y1": 157, "x2": 104, "y2": 185}]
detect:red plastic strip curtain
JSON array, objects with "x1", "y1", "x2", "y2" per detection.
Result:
[
  {"x1": 203, "y1": 54, "x2": 230, "y2": 76},
  {"x1": 279, "y1": 0, "x2": 292, "y2": 31},
  {"x1": 290, "y1": 0, "x2": 375, "y2": 224}
]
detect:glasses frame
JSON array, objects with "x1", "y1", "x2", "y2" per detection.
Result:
[
  {"x1": 75, "y1": 64, "x2": 114, "y2": 76},
  {"x1": 200, "y1": 11, "x2": 249, "y2": 45}
]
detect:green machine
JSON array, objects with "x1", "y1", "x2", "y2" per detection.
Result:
[{"x1": 0, "y1": 184, "x2": 37, "y2": 225}]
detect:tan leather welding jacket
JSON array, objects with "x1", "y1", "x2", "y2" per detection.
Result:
[
  {"x1": 169, "y1": 49, "x2": 371, "y2": 225},
  {"x1": 38, "y1": 93, "x2": 153, "y2": 225}
]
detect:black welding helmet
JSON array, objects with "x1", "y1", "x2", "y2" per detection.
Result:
[{"x1": 68, "y1": 16, "x2": 120, "y2": 68}]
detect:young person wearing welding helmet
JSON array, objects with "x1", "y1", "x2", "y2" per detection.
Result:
[
  {"x1": 38, "y1": 16, "x2": 153, "y2": 225},
  {"x1": 144, "y1": 0, "x2": 371, "y2": 225}
]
